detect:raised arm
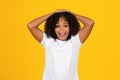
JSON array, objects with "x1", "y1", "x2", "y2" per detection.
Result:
[
  {"x1": 73, "y1": 13, "x2": 94, "y2": 43},
  {"x1": 27, "y1": 9, "x2": 74, "y2": 42},
  {"x1": 54, "y1": 9, "x2": 94, "y2": 43},
  {"x1": 27, "y1": 12, "x2": 54, "y2": 42}
]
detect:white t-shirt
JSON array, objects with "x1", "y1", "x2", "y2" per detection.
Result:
[{"x1": 40, "y1": 32, "x2": 83, "y2": 80}]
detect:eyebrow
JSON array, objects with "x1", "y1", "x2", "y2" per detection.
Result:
[{"x1": 56, "y1": 21, "x2": 69, "y2": 24}]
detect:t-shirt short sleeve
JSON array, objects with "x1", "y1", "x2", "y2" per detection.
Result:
[
  {"x1": 40, "y1": 32, "x2": 49, "y2": 47},
  {"x1": 71, "y1": 33, "x2": 83, "y2": 48}
]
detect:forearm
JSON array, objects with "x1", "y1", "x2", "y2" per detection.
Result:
[
  {"x1": 74, "y1": 13, "x2": 94, "y2": 27},
  {"x1": 27, "y1": 12, "x2": 54, "y2": 29}
]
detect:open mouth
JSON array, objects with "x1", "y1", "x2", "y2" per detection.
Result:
[{"x1": 58, "y1": 32, "x2": 67, "y2": 37}]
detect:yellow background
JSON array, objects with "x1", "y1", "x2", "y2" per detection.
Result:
[{"x1": 0, "y1": 0, "x2": 120, "y2": 80}]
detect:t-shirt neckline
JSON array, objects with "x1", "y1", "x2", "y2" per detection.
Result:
[{"x1": 56, "y1": 39, "x2": 67, "y2": 47}]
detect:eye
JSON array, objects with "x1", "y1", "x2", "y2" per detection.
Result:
[
  {"x1": 56, "y1": 25, "x2": 60, "y2": 28},
  {"x1": 64, "y1": 25, "x2": 69, "y2": 27}
]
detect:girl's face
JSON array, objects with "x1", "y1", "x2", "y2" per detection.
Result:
[{"x1": 55, "y1": 17, "x2": 70, "y2": 41}]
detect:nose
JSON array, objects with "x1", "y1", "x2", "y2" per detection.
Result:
[{"x1": 59, "y1": 27, "x2": 64, "y2": 31}]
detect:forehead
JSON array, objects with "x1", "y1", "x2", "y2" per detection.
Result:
[{"x1": 57, "y1": 17, "x2": 68, "y2": 24}]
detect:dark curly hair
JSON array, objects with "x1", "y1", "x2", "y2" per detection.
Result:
[{"x1": 44, "y1": 11, "x2": 81, "y2": 40}]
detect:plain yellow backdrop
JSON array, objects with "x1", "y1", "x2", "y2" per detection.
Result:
[{"x1": 0, "y1": 0, "x2": 120, "y2": 80}]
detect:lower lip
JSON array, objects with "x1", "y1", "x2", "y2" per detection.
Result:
[
  {"x1": 59, "y1": 34, "x2": 66, "y2": 37},
  {"x1": 59, "y1": 36, "x2": 65, "y2": 38}
]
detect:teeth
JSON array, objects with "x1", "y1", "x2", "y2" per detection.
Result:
[{"x1": 59, "y1": 33, "x2": 65, "y2": 36}]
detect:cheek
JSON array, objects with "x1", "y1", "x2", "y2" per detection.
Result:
[
  {"x1": 66, "y1": 27, "x2": 70, "y2": 33},
  {"x1": 54, "y1": 28, "x2": 59, "y2": 33}
]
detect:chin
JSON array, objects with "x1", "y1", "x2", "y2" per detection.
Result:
[
  {"x1": 57, "y1": 37, "x2": 68, "y2": 41},
  {"x1": 60, "y1": 39, "x2": 67, "y2": 41}
]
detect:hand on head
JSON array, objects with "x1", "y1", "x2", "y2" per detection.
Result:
[{"x1": 55, "y1": 9, "x2": 70, "y2": 13}]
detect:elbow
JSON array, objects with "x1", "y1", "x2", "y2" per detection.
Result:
[
  {"x1": 88, "y1": 20, "x2": 94, "y2": 27},
  {"x1": 27, "y1": 23, "x2": 33, "y2": 29},
  {"x1": 27, "y1": 23, "x2": 30, "y2": 29}
]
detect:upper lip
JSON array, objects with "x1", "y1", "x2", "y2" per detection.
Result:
[{"x1": 58, "y1": 32, "x2": 66, "y2": 36}]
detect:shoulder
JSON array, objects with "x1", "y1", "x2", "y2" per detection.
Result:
[
  {"x1": 71, "y1": 33, "x2": 83, "y2": 47},
  {"x1": 40, "y1": 32, "x2": 54, "y2": 47}
]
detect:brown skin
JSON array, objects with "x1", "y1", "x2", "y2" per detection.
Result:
[
  {"x1": 55, "y1": 17, "x2": 70, "y2": 41},
  {"x1": 74, "y1": 13, "x2": 94, "y2": 43},
  {"x1": 27, "y1": 9, "x2": 94, "y2": 43}
]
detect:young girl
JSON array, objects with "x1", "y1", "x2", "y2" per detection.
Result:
[{"x1": 27, "y1": 9, "x2": 94, "y2": 80}]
